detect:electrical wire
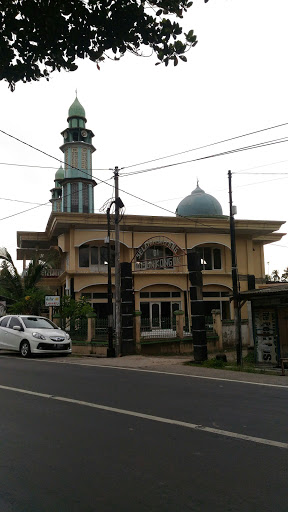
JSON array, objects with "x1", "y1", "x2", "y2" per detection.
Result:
[
  {"x1": 120, "y1": 137, "x2": 288, "y2": 178},
  {"x1": 121, "y1": 121, "x2": 288, "y2": 170},
  {"x1": 0, "y1": 129, "x2": 110, "y2": 174},
  {"x1": 0, "y1": 128, "x2": 287, "y2": 231},
  {"x1": 0, "y1": 162, "x2": 109, "y2": 171},
  {"x1": 0, "y1": 197, "x2": 50, "y2": 206},
  {"x1": 234, "y1": 172, "x2": 288, "y2": 175}
]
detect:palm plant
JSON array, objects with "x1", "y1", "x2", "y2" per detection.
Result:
[
  {"x1": 271, "y1": 269, "x2": 280, "y2": 282},
  {"x1": 0, "y1": 248, "x2": 59, "y2": 314},
  {"x1": 281, "y1": 267, "x2": 288, "y2": 282}
]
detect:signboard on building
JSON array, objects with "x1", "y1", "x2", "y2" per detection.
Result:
[
  {"x1": 134, "y1": 236, "x2": 184, "y2": 271},
  {"x1": 45, "y1": 296, "x2": 60, "y2": 307},
  {"x1": 254, "y1": 309, "x2": 278, "y2": 364}
]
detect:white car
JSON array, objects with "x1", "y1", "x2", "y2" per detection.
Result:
[{"x1": 0, "y1": 315, "x2": 72, "y2": 357}]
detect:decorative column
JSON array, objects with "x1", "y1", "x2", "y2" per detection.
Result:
[
  {"x1": 121, "y1": 262, "x2": 135, "y2": 355},
  {"x1": 133, "y1": 311, "x2": 142, "y2": 353},
  {"x1": 86, "y1": 312, "x2": 96, "y2": 343},
  {"x1": 174, "y1": 310, "x2": 184, "y2": 339},
  {"x1": 212, "y1": 309, "x2": 223, "y2": 350}
]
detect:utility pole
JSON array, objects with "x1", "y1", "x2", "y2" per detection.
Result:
[
  {"x1": 114, "y1": 166, "x2": 121, "y2": 356},
  {"x1": 106, "y1": 205, "x2": 115, "y2": 357},
  {"x1": 228, "y1": 170, "x2": 242, "y2": 366}
]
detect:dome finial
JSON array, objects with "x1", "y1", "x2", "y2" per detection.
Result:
[{"x1": 197, "y1": 177, "x2": 199, "y2": 187}]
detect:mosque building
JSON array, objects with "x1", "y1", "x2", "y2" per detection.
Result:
[{"x1": 17, "y1": 97, "x2": 285, "y2": 338}]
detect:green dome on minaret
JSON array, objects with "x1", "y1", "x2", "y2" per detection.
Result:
[
  {"x1": 55, "y1": 164, "x2": 64, "y2": 182},
  {"x1": 176, "y1": 182, "x2": 223, "y2": 217},
  {"x1": 68, "y1": 96, "x2": 86, "y2": 120}
]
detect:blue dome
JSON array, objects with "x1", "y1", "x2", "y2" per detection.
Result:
[{"x1": 176, "y1": 184, "x2": 223, "y2": 217}]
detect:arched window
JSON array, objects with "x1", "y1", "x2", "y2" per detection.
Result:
[
  {"x1": 79, "y1": 244, "x2": 115, "y2": 268},
  {"x1": 194, "y1": 246, "x2": 222, "y2": 270}
]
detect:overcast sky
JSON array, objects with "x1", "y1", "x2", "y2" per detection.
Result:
[{"x1": 1, "y1": 0, "x2": 288, "y2": 275}]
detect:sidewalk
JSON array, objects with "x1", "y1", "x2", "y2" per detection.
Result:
[{"x1": 63, "y1": 354, "x2": 288, "y2": 387}]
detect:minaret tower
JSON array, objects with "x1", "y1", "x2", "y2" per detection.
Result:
[
  {"x1": 50, "y1": 164, "x2": 64, "y2": 212},
  {"x1": 59, "y1": 96, "x2": 96, "y2": 213}
]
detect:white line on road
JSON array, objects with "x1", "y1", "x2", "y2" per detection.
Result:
[
  {"x1": 2, "y1": 354, "x2": 288, "y2": 388},
  {"x1": 68, "y1": 363, "x2": 288, "y2": 388},
  {"x1": 0, "y1": 383, "x2": 287, "y2": 450}
]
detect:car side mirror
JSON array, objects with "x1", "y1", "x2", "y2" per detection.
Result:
[{"x1": 13, "y1": 325, "x2": 21, "y2": 331}]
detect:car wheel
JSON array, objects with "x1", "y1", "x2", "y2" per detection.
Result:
[{"x1": 20, "y1": 340, "x2": 31, "y2": 358}]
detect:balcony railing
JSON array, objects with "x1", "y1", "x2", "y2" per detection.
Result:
[
  {"x1": 41, "y1": 268, "x2": 63, "y2": 277},
  {"x1": 22, "y1": 268, "x2": 64, "y2": 278}
]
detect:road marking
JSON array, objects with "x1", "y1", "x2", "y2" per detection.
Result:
[
  {"x1": 1, "y1": 354, "x2": 288, "y2": 388},
  {"x1": 0, "y1": 383, "x2": 287, "y2": 449},
  {"x1": 51, "y1": 360, "x2": 288, "y2": 389}
]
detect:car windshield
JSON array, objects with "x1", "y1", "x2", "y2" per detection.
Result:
[{"x1": 22, "y1": 317, "x2": 59, "y2": 329}]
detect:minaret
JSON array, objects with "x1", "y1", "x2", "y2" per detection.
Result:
[
  {"x1": 59, "y1": 96, "x2": 96, "y2": 213},
  {"x1": 50, "y1": 164, "x2": 64, "y2": 212}
]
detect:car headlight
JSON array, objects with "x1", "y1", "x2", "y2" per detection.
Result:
[
  {"x1": 65, "y1": 332, "x2": 71, "y2": 340},
  {"x1": 32, "y1": 332, "x2": 46, "y2": 340}
]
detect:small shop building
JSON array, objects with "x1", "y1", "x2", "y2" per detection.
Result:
[{"x1": 239, "y1": 284, "x2": 288, "y2": 364}]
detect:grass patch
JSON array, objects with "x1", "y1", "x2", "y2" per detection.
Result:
[{"x1": 185, "y1": 353, "x2": 280, "y2": 375}]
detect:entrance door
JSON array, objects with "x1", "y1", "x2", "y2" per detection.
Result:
[{"x1": 151, "y1": 303, "x2": 161, "y2": 328}]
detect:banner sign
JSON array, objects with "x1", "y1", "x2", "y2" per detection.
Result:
[
  {"x1": 134, "y1": 236, "x2": 184, "y2": 270},
  {"x1": 45, "y1": 296, "x2": 60, "y2": 307},
  {"x1": 135, "y1": 236, "x2": 182, "y2": 260},
  {"x1": 254, "y1": 309, "x2": 278, "y2": 364},
  {"x1": 135, "y1": 256, "x2": 181, "y2": 270}
]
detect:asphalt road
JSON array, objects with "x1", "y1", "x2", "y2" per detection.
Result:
[{"x1": 0, "y1": 354, "x2": 287, "y2": 512}]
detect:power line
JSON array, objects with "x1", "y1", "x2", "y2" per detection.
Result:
[
  {"x1": 0, "y1": 201, "x2": 50, "y2": 221},
  {"x1": 0, "y1": 162, "x2": 109, "y2": 171},
  {"x1": 0, "y1": 128, "x2": 286, "y2": 232},
  {"x1": 122, "y1": 121, "x2": 288, "y2": 170},
  {"x1": 234, "y1": 171, "x2": 288, "y2": 175},
  {"x1": 236, "y1": 159, "x2": 288, "y2": 173},
  {"x1": 0, "y1": 128, "x2": 111, "y2": 179},
  {"x1": 235, "y1": 175, "x2": 288, "y2": 189},
  {"x1": 120, "y1": 137, "x2": 288, "y2": 178},
  {"x1": 0, "y1": 197, "x2": 50, "y2": 206}
]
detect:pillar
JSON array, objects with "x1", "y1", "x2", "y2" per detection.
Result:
[
  {"x1": 212, "y1": 309, "x2": 223, "y2": 350},
  {"x1": 188, "y1": 251, "x2": 207, "y2": 362},
  {"x1": 133, "y1": 311, "x2": 142, "y2": 353},
  {"x1": 86, "y1": 313, "x2": 96, "y2": 343},
  {"x1": 174, "y1": 310, "x2": 184, "y2": 339}
]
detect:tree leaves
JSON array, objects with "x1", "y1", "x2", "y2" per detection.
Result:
[{"x1": 0, "y1": 0, "x2": 208, "y2": 90}]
